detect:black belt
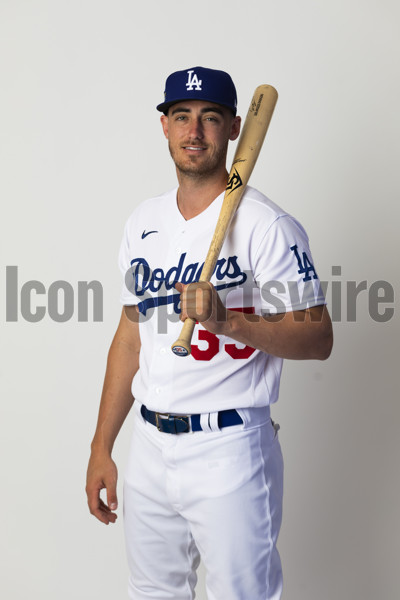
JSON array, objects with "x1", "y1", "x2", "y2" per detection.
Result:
[{"x1": 140, "y1": 404, "x2": 243, "y2": 434}]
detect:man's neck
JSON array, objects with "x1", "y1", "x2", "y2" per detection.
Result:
[{"x1": 176, "y1": 169, "x2": 228, "y2": 220}]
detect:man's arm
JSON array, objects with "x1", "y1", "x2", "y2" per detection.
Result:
[
  {"x1": 176, "y1": 282, "x2": 333, "y2": 360},
  {"x1": 86, "y1": 306, "x2": 140, "y2": 525}
]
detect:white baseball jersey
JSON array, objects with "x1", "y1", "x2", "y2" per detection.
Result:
[{"x1": 119, "y1": 185, "x2": 325, "y2": 415}]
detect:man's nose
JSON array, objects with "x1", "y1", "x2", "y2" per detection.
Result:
[{"x1": 188, "y1": 118, "x2": 204, "y2": 140}]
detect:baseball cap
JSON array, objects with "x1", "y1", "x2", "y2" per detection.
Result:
[{"x1": 156, "y1": 66, "x2": 237, "y2": 115}]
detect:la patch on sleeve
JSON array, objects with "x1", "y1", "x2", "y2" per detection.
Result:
[{"x1": 290, "y1": 244, "x2": 318, "y2": 282}]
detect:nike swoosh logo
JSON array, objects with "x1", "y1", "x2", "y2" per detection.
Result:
[{"x1": 141, "y1": 230, "x2": 158, "y2": 239}]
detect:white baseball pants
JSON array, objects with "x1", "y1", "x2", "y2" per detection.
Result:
[{"x1": 123, "y1": 401, "x2": 284, "y2": 599}]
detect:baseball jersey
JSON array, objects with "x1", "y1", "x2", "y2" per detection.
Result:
[{"x1": 118, "y1": 185, "x2": 325, "y2": 414}]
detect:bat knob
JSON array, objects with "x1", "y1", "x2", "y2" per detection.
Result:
[
  {"x1": 171, "y1": 341, "x2": 191, "y2": 357},
  {"x1": 171, "y1": 318, "x2": 196, "y2": 357}
]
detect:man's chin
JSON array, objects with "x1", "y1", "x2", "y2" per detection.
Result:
[
  {"x1": 174, "y1": 158, "x2": 214, "y2": 177},
  {"x1": 170, "y1": 147, "x2": 227, "y2": 179}
]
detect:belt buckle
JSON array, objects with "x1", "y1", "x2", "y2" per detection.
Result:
[
  {"x1": 155, "y1": 412, "x2": 170, "y2": 432},
  {"x1": 155, "y1": 412, "x2": 190, "y2": 434}
]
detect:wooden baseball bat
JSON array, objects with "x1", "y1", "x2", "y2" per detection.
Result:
[{"x1": 171, "y1": 84, "x2": 278, "y2": 357}]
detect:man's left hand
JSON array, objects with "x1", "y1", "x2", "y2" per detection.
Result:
[{"x1": 175, "y1": 281, "x2": 227, "y2": 335}]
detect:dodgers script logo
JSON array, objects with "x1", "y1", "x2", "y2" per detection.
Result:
[
  {"x1": 125, "y1": 252, "x2": 247, "y2": 316},
  {"x1": 186, "y1": 70, "x2": 202, "y2": 91}
]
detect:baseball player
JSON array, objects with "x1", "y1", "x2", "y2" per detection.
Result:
[{"x1": 86, "y1": 66, "x2": 333, "y2": 600}]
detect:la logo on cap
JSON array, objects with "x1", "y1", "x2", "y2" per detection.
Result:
[{"x1": 186, "y1": 69, "x2": 202, "y2": 91}]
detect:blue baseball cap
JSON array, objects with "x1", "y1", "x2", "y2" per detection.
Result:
[{"x1": 157, "y1": 66, "x2": 237, "y2": 115}]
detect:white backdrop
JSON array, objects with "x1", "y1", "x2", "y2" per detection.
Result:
[{"x1": 1, "y1": 1, "x2": 399, "y2": 599}]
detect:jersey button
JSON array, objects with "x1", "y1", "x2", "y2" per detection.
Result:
[
  {"x1": 160, "y1": 347, "x2": 167, "y2": 355},
  {"x1": 155, "y1": 387, "x2": 162, "y2": 395}
]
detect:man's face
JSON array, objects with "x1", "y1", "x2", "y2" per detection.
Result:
[{"x1": 160, "y1": 101, "x2": 241, "y2": 178}]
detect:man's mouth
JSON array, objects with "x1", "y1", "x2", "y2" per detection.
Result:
[{"x1": 182, "y1": 146, "x2": 207, "y2": 151}]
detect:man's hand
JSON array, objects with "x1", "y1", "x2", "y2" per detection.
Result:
[
  {"x1": 86, "y1": 451, "x2": 119, "y2": 525},
  {"x1": 175, "y1": 281, "x2": 227, "y2": 335}
]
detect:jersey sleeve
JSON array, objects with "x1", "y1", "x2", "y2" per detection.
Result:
[
  {"x1": 118, "y1": 219, "x2": 140, "y2": 306},
  {"x1": 253, "y1": 214, "x2": 326, "y2": 314}
]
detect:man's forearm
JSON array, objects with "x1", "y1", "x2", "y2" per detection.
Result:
[
  {"x1": 178, "y1": 282, "x2": 333, "y2": 361},
  {"x1": 224, "y1": 304, "x2": 333, "y2": 360},
  {"x1": 91, "y1": 310, "x2": 140, "y2": 455}
]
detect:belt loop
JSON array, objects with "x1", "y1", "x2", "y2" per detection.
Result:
[
  {"x1": 209, "y1": 411, "x2": 220, "y2": 432},
  {"x1": 235, "y1": 408, "x2": 247, "y2": 427},
  {"x1": 200, "y1": 413, "x2": 212, "y2": 433}
]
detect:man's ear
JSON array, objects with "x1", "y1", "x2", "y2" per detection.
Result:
[
  {"x1": 229, "y1": 116, "x2": 241, "y2": 141},
  {"x1": 160, "y1": 114, "x2": 169, "y2": 139}
]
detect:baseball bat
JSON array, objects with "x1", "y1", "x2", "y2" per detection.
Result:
[{"x1": 171, "y1": 84, "x2": 278, "y2": 357}]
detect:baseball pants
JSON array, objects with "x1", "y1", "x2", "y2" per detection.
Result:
[{"x1": 123, "y1": 400, "x2": 284, "y2": 600}]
